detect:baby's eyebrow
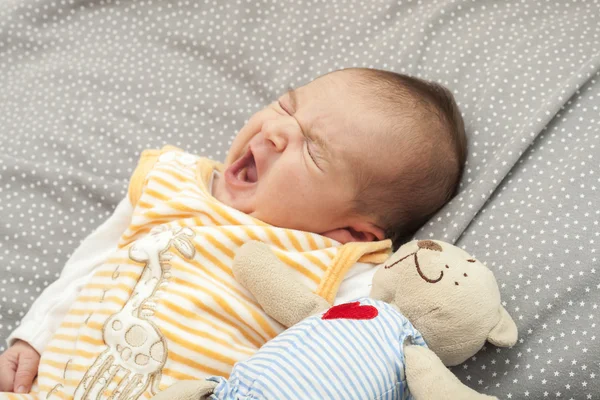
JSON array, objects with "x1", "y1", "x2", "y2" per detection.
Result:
[{"x1": 285, "y1": 87, "x2": 332, "y2": 160}]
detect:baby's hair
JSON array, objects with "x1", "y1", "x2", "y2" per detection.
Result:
[{"x1": 349, "y1": 68, "x2": 467, "y2": 249}]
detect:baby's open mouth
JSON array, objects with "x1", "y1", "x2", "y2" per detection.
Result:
[{"x1": 226, "y1": 148, "x2": 258, "y2": 185}]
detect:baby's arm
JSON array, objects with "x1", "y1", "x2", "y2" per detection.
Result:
[
  {"x1": 0, "y1": 195, "x2": 133, "y2": 393},
  {"x1": 6, "y1": 195, "x2": 134, "y2": 353}
]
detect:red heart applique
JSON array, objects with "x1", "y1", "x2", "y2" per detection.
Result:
[{"x1": 322, "y1": 301, "x2": 378, "y2": 320}]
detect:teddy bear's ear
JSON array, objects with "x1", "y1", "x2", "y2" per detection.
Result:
[{"x1": 487, "y1": 306, "x2": 518, "y2": 347}]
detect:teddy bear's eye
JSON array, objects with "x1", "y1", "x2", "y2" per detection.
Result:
[{"x1": 467, "y1": 259, "x2": 476, "y2": 263}]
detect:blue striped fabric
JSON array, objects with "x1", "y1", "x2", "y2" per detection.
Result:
[{"x1": 207, "y1": 298, "x2": 427, "y2": 400}]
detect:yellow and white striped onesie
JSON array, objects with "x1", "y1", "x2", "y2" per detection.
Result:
[{"x1": 3, "y1": 146, "x2": 391, "y2": 400}]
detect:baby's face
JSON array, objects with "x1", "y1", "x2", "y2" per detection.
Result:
[{"x1": 213, "y1": 71, "x2": 388, "y2": 242}]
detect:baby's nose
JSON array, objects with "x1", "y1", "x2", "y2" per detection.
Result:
[{"x1": 262, "y1": 119, "x2": 297, "y2": 151}]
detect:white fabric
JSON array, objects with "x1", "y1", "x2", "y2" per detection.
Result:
[{"x1": 7, "y1": 189, "x2": 376, "y2": 353}]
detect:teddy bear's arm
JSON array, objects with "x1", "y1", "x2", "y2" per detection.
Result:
[
  {"x1": 404, "y1": 345, "x2": 498, "y2": 400},
  {"x1": 233, "y1": 241, "x2": 331, "y2": 328}
]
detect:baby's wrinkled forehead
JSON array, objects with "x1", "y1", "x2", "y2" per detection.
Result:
[{"x1": 289, "y1": 70, "x2": 440, "y2": 172}]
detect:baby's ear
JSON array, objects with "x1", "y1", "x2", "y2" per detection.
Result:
[
  {"x1": 322, "y1": 223, "x2": 385, "y2": 244},
  {"x1": 487, "y1": 306, "x2": 518, "y2": 347}
]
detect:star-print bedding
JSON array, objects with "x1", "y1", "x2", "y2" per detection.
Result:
[{"x1": 1, "y1": 0, "x2": 598, "y2": 398}]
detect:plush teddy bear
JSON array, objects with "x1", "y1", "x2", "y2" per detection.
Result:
[{"x1": 150, "y1": 239, "x2": 518, "y2": 400}]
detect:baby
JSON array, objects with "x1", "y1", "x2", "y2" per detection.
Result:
[{"x1": 0, "y1": 68, "x2": 466, "y2": 397}]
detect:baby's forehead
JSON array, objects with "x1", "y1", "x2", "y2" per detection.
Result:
[
  {"x1": 294, "y1": 69, "x2": 363, "y2": 98},
  {"x1": 291, "y1": 71, "x2": 421, "y2": 159}
]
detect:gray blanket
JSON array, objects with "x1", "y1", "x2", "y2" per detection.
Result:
[{"x1": 1, "y1": 0, "x2": 599, "y2": 398}]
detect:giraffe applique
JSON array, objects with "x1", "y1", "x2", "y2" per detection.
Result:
[{"x1": 73, "y1": 225, "x2": 196, "y2": 400}]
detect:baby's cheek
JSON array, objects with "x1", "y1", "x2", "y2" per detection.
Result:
[{"x1": 226, "y1": 118, "x2": 262, "y2": 164}]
